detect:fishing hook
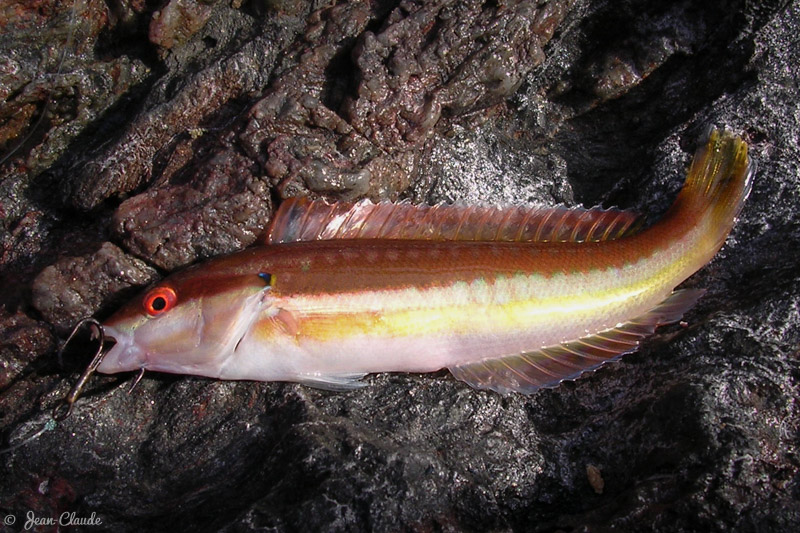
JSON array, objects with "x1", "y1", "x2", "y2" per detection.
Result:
[
  {"x1": 52, "y1": 317, "x2": 117, "y2": 421},
  {"x1": 128, "y1": 367, "x2": 146, "y2": 394}
]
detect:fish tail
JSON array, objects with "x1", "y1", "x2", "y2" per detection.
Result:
[{"x1": 673, "y1": 128, "x2": 753, "y2": 251}]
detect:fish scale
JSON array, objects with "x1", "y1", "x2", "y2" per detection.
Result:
[{"x1": 91, "y1": 129, "x2": 752, "y2": 395}]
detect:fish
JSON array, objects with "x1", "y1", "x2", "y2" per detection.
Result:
[{"x1": 93, "y1": 129, "x2": 752, "y2": 394}]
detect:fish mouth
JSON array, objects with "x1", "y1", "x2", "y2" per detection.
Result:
[{"x1": 95, "y1": 325, "x2": 145, "y2": 374}]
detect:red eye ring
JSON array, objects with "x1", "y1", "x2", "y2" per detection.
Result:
[{"x1": 143, "y1": 286, "x2": 178, "y2": 316}]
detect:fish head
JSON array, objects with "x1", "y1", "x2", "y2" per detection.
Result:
[{"x1": 97, "y1": 268, "x2": 272, "y2": 377}]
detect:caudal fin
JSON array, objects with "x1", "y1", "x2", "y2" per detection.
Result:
[{"x1": 675, "y1": 128, "x2": 753, "y2": 251}]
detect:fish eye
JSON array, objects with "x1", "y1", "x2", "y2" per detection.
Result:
[{"x1": 143, "y1": 286, "x2": 178, "y2": 316}]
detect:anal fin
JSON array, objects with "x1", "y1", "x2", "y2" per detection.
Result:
[{"x1": 449, "y1": 289, "x2": 705, "y2": 394}]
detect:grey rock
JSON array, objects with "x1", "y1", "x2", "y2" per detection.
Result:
[{"x1": 1, "y1": 0, "x2": 799, "y2": 531}]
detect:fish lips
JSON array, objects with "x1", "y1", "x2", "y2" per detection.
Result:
[{"x1": 95, "y1": 325, "x2": 145, "y2": 374}]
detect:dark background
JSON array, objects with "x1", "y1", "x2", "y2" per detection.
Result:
[{"x1": 1, "y1": 0, "x2": 798, "y2": 531}]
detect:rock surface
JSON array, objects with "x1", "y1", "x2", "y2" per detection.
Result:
[{"x1": 1, "y1": 0, "x2": 799, "y2": 531}]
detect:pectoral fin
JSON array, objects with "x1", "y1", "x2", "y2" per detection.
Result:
[{"x1": 449, "y1": 289, "x2": 705, "y2": 394}]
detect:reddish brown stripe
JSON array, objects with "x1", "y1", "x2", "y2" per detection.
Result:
[{"x1": 217, "y1": 233, "x2": 683, "y2": 296}]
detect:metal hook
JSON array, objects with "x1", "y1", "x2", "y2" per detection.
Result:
[
  {"x1": 128, "y1": 367, "x2": 146, "y2": 394},
  {"x1": 52, "y1": 317, "x2": 117, "y2": 421}
]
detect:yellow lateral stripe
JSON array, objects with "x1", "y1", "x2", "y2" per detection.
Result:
[
  {"x1": 288, "y1": 284, "x2": 656, "y2": 341},
  {"x1": 254, "y1": 220, "x2": 709, "y2": 344},
  {"x1": 267, "y1": 253, "x2": 690, "y2": 342}
]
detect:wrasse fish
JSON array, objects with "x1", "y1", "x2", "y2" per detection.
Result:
[{"x1": 92, "y1": 129, "x2": 752, "y2": 395}]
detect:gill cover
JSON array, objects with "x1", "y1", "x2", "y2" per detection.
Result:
[{"x1": 97, "y1": 271, "x2": 272, "y2": 377}]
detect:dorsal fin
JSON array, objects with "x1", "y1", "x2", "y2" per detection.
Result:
[
  {"x1": 267, "y1": 198, "x2": 642, "y2": 244},
  {"x1": 448, "y1": 289, "x2": 704, "y2": 394}
]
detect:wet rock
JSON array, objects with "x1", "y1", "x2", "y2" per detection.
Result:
[
  {"x1": 0, "y1": 0, "x2": 149, "y2": 289},
  {"x1": 413, "y1": 121, "x2": 575, "y2": 206},
  {"x1": 112, "y1": 149, "x2": 272, "y2": 270},
  {"x1": 150, "y1": 0, "x2": 218, "y2": 50},
  {"x1": 64, "y1": 1, "x2": 310, "y2": 210},
  {"x1": 585, "y1": 1, "x2": 721, "y2": 102},
  {"x1": 31, "y1": 242, "x2": 159, "y2": 331},
  {"x1": 2, "y1": 0, "x2": 800, "y2": 531},
  {"x1": 342, "y1": 0, "x2": 573, "y2": 152},
  {"x1": 0, "y1": 0, "x2": 149, "y2": 177},
  {"x1": 239, "y1": 1, "x2": 411, "y2": 200},
  {"x1": 241, "y1": 0, "x2": 575, "y2": 200},
  {"x1": 0, "y1": 311, "x2": 55, "y2": 392}
]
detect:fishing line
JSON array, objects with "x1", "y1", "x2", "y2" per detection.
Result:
[{"x1": 0, "y1": 419, "x2": 56, "y2": 456}]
